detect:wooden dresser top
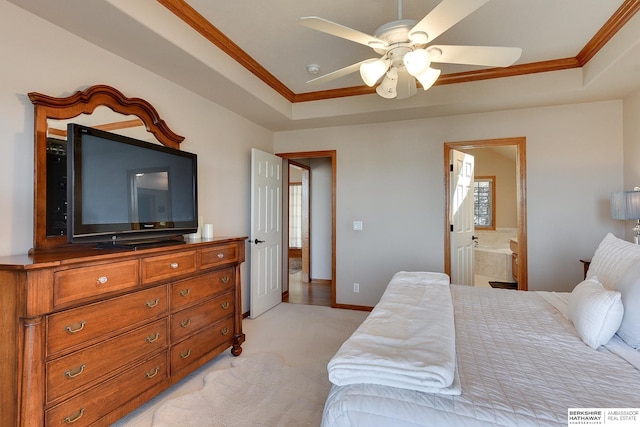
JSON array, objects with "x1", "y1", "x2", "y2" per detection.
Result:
[{"x1": 0, "y1": 236, "x2": 247, "y2": 270}]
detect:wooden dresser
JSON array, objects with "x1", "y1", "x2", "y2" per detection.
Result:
[{"x1": 0, "y1": 237, "x2": 246, "y2": 426}]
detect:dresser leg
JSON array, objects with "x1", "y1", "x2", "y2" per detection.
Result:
[{"x1": 231, "y1": 333, "x2": 245, "y2": 356}]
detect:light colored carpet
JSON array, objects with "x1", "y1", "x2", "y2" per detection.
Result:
[{"x1": 113, "y1": 303, "x2": 368, "y2": 427}]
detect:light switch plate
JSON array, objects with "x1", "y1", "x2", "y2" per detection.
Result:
[{"x1": 353, "y1": 221, "x2": 363, "y2": 231}]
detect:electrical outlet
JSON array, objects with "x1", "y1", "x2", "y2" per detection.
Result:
[{"x1": 353, "y1": 283, "x2": 360, "y2": 293}]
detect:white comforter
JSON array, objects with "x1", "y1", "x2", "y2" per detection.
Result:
[
  {"x1": 322, "y1": 284, "x2": 640, "y2": 427},
  {"x1": 327, "y1": 271, "x2": 459, "y2": 394}
]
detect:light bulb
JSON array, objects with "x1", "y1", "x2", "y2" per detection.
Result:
[
  {"x1": 403, "y1": 49, "x2": 431, "y2": 77},
  {"x1": 360, "y1": 59, "x2": 389, "y2": 87}
]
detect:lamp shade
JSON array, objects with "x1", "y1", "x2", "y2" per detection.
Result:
[
  {"x1": 360, "y1": 59, "x2": 389, "y2": 87},
  {"x1": 611, "y1": 190, "x2": 640, "y2": 220},
  {"x1": 403, "y1": 49, "x2": 431, "y2": 76},
  {"x1": 414, "y1": 67, "x2": 441, "y2": 91}
]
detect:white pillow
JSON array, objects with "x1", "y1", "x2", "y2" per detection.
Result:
[
  {"x1": 568, "y1": 277, "x2": 624, "y2": 349},
  {"x1": 615, "y1": 262, "x2": 640, "y2": 349},
  {"x1": 586, "y1": 233, "x2": 640, "y2": 290}
]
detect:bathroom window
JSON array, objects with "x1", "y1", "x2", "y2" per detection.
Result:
[
  {"x1": 474, "y1": 176, "x2": 495, "y2": 230},
  {"x1": 289, "y1": 183, "x2": 302, "y2": 248}
]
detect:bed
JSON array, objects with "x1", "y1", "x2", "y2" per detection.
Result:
[{"x1": 322, "y1": 234, "x2": 640, "y2": 426}]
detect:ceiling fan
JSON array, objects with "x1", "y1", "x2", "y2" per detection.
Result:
[{"x1": 300, "y1": 0, "x2": 522, "y2": 99}]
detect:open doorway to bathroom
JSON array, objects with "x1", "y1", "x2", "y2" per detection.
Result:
[{"x1": 444, "y1": 137, "x2": 528, "y2": 291}]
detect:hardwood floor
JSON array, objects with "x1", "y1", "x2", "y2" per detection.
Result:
[{"x1": 284, "y1": 259, "x2": 331, "y2": 306}]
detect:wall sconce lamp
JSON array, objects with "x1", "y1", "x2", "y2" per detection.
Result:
[{"x1": 611, "y1": 187, "x2": 640, "y2": 244}]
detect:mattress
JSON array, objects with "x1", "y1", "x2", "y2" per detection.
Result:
[{"x1": 322, "y1": 285, "x2": 640, "y2": 427}]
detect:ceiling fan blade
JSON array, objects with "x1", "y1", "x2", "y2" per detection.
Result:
[
  {"x1": 428, "y1": 45, "x2": 522, "y2": 67},
  {"x1": 300, "y1": 16, "x2": 387, "y2": 48},
  {"x1": 306, "y1": 60, "x2": 370, "y2": 85},
  {"x1": 409, "y1": 0, "x2": 489, "y2": 44}
]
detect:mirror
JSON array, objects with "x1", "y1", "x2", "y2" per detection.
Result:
[{"x1": 29, "y1": 85, "x2": 184, "y2": 251}]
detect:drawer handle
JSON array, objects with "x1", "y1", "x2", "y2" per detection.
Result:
[
  {"x1": 146, "y1": 332, "x2": 160, "y2": 343},
  {"x1": 145, "y1": 298, "x2": 160, "y2": 308},
  {"x1": 96, "y1": 276, "x2": 108, "y2": 284},
  {"x1": 64, "y1": 364, "x2": 86, "y2": 379},
  {"x1": 170, "y1": 262, "x2": 179, "y2": 269},
  {"x1": 145, "y1": 367, "x2": 160, "y2": 379},
  {"x1": 63, "y1": 407, "x2": 85, "y2": 424},
  {"x1": 221, "y1": 327, "x2": 230, "y2": 336},
  {"x1": 64, "y1": 320, "x2": 86, "y2": 334},
  {"x1": 180, "y1": 318, "x2": 191, "y2": 328},
  {"x1": 217, "y1": 253, "x2": 224, "y2": 259},
  {"x1": 180, "y1": 349, "x2": 191, "y2": 359},
  {"x1": 179, "y1": 288, "x2": 191, "y2": 297},
  {"x1": 221, "y1": 276, "x2": 230, "y2": 284},
  {"x1": 221, "y1": 301, "x2": 230, "y2": 309}
]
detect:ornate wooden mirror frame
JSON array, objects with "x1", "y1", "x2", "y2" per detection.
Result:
[{"x1": 28, "y1": 84, "x2": 184, "y2": 251}]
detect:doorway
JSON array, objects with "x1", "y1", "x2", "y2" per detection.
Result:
[
  {"x1": 278, "y1": 150, "x2": 336, "y2": 306},
  {"x1": 444, "y1": 137, "x2": 528, "y2": 291}
]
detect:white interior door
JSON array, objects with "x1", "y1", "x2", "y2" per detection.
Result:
[
  {"x1": 450, "y1": 149, "x2": 475, "y2": 285},
  {"x1": 250, "y1": 148, "x2": 282, "y2": 318}
]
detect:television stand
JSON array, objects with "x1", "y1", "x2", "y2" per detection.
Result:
[{"x1": 96, "y1": 237, "x2": 187, "y2": 250}]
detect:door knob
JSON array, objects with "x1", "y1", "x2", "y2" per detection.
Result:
[{"x1": 252, "y1": 239, "x2": 265, "y2": 244}]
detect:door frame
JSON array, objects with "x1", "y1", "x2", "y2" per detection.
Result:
[
  {"x1": 277, "y1": 150, "x2": 337, "y2": 306},
  {"x1": 443, "y1": 137, "x2": 528, "y2": 291}
]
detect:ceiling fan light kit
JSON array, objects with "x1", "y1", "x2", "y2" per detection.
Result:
[{"x1": 300, "y1": 0, "x2": 521, "y2": 99}]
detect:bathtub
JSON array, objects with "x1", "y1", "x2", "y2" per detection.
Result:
[{"x1": 474, "y1": 244, "x2": 513, "y2": 282}]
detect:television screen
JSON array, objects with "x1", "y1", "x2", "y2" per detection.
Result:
[{"x1": 67, "y1": 124, "x2": 198, "y2": 246}]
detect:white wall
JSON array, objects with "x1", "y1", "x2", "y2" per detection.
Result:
[
  {"x1": 309, "y1": 157, "x2": 332, "y2": 280},
  {"x1": 274, "y1": 100, "x2": 624, "y2": 305},
  {"x1": 0, "y1": 1, "x2": 273, "y2": 312}
]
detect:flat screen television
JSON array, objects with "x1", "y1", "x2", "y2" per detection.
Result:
[{"x1": 67, "y1": 123, "x2": 198, "y2": 248}]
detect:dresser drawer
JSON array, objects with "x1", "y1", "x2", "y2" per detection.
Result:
[
  {"x1": 53, "y1": 260, "x2": 139, "y2": 306},
  {"x1": 199, "y1": 243, "x2": 239, "y2": 269},
  {"x1": 45, "y1": 352, "x2": 168, "y2": 427},
  {"x1": 171, "y1": 293, "x2": 234, "y2": 343},
  {"x1": 171, "y1": 316, "x2": 234, "y2": 373},
  {"x1": 47, "y1": 319, "x2": 168, "y2": 404},
  {"x1": 47, "y1": 286, "x2": 168, "y2": 356},
  {"x1": 170, "y1": 268, "x2": 234, "y2": 311},
  {"x1": 141, "y1": 250, "x2": 197, "y2": 284}
]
